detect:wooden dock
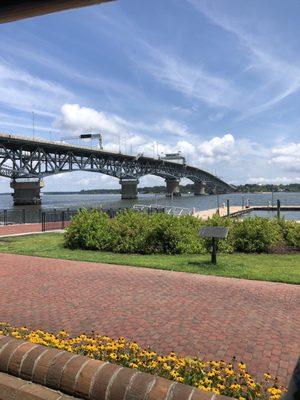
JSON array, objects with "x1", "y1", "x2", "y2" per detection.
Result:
[
  {"x1": 194, "y1": 206, "x2": 243, "y2": 219},
  {"x1": 194, "y1": 205, "x2": 300, "y2": 220}
]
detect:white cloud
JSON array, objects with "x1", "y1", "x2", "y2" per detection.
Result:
[
  {"x1": 135, "y1": 133, "x2": 236, "y2": 166},
  {"x1": 55, "y1": 104, "x2": 239, "y2": 165},
  {"x1": 270, "y1": 142, "x2": 300, "y2": 172},
  {"x1": 138, "y1": 46, "x2": 238, "y2": 108},
  {"x1": 78, "y1": 178, "x2": 96, "y2": 186},
  {"x1": 160, "y1": 119, "x2": 191, "y2": 137},
  {"x1": 187, "y1": 0, "x2": 300, "y2": 120},
  {"x1": 55, "y1": 103, "x2": 128, "y2": 137},
  {"x1": 246, "y1": 176, "x2": 300, "y2": 184},
  {"x1": 55, "y1": 104, "x2": 199, "y2": 153},
  {"x1": 197, "y1": 133, "x2": 235, "y2": 159},
  {"x1": 0, "y1": 60, "x2": 73, "y2": 115},
  {"x1": 0, "y1": 38, "x2": 147, "y2": 107}
]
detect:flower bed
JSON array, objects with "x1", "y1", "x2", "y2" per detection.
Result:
[{"x1": 0, "y1": 323, "x2": 286, "y2": 400}]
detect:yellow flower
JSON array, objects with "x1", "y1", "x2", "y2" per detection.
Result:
[
  {"x1": 225, "y1": 367, "x2": 234, "y2": 376},
  {"x1": 1, "y1": 322, "x2": 288, "y2": 400},
  {"x1": 238, "y1": 362, "x2": 246, "y2": 370},
  {"x1": 163, "y1": 363, "x2": 171, "y2": 371},
  {"x1": 197, "y1": 385, "x2": 209, "y2": 392}
]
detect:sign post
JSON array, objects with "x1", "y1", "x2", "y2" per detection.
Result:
[
  {"x1": 199, "y1": 226, "x2": 229, "y2": 265},
  {"x1": 277, "y1": 199, "x2": 281, "y2": 219},
  {"x1": 226, "y1": 199, "x2": 230, "y2": 216}
]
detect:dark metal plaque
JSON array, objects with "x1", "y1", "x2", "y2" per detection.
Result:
[{"x1": 199, "y1": 226, "x2": 229, "y2": 239}]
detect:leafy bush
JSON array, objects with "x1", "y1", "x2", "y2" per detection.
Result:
[
  {"x1": 110, "y1": 210, "x2": 152, "y2": 253},
  {"x1": 64, "y1": 209, "x2": 205, "y2": 254},
  {"x1": 143, "y1": 213, "x2": 205, "y2": 254},
  {"x1": 64, "y1": 209, "x2": 112, "y2": 250},
  {"x1": 231, "y1": 217, "x2": 282, "y2": 253},
  {"x1": 64, "y1": 209, "x2": 299, "y2": 255},
  {"x1": 277, "y1": 219, "x2": 300, "y2": 249}
]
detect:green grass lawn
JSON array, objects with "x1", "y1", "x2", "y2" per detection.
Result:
[{"x1": 0, "y1": 233, "x2": 299, "y2": 284}]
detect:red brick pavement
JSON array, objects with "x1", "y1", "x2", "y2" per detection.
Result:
[
  {"x1": 0, "y1": 221, "x2": 69, "y2": 236},
  {"x1": 0, "y1": 223, "x2": 42, "y2": 235},
  {"x1": 0, "y1": 253, "x2": 299, "y2": 385}
]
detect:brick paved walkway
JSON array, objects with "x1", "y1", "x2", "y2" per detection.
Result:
[
  {"x1": 0, "y1": 222, "x2": 66, "y2": 236},
  {"x1": 0, "y1": 253, "x2": 299, "y2": 385},
  {"x1": 0, "y1": 223, "x2": 42, "y2": 236}
]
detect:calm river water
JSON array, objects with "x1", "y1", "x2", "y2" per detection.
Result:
[{"x1": 0, "y1": 191, "x2": 299, "y2": 220}]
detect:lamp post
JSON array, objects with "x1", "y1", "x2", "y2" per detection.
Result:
[{"x1": 216, "y1": 186, "x2": 220, "y2": 213}]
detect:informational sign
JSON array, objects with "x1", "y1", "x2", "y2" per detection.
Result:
[
  {"x1": 199, "y1": 226, "x2": 229, "y2": 265},
  {"x1": 199, "y1": 226, "x2": 229, "y2": 239}
]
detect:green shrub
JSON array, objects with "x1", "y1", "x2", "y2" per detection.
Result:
[
  {"x1": 64, "y1": 209, "x2": 299, "y2": 255},
  {"x1": 64, "y1": 209, "x2": 112, "y2": 250},
  {"x1": 64, "y1": 209, "x2": 206, "y2": 255},
  {"x1": 144, "y1": 213, "x2": 205, "y2": 254},
  {"x1": 277, "y1": 219, "x2": 300, "y2": 249},
  {"x1": 110, "y1": 210, "x2": 151, "y2": 253},
  {"x1": 231, "y1": 217, "x2": 282, "y2": 253}
]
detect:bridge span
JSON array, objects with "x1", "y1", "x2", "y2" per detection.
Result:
[{"x1": 0, "y1": 133, "x2": 235, "y2": 205}]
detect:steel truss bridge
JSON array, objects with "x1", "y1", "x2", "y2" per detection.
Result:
[{"x1": 0, "y1": 133, "x2": 234, "y2": 203}]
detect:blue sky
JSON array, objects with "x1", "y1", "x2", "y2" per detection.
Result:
[{"x1": 0, "y1": 0, "x2": 299, "y2": 191}]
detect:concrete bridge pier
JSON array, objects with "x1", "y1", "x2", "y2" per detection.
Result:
[
  {"x1": 206, "y1": 185, "x2": 217, "y2": 195},
  {"x1": 165, "y1": 178, "x2": 181, "y2": 197},
  {"x1": 120, "y1": 178, "x2": 139, "y2": 199},
  {"x1": 10, "y1": 179, "x2": 44, "y2": 205},
  {"x1": 194, "y1": 181, "x2": 206, "y2": 195}
]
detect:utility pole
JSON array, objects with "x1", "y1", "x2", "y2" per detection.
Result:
[
  {"x1": 32, "y1": 112, "x2": 35, "y2": 139},
  {"x1": 216, "y1": 186, "x2": 220, "y2": 213}
]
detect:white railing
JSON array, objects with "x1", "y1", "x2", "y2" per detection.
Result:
[{"x1": 133, "y1": 204, "x2": 195, "y2": 216}]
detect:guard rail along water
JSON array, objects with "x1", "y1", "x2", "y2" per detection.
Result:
[{"x1": 133, "y1": 204, "x2": 195, "y2": 216}]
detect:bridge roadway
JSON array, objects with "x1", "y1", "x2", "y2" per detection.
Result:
[{"x1": 0, "y1": 133, "x2": 234, "y2": 205}]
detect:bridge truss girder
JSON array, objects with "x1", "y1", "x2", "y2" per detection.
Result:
[{"x1": 0, "y1": 142, "x2": 234, "y2": 193}]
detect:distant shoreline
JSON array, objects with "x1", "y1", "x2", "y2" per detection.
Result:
[
  {"x1": 1, "y1": 191, "x2": 300, "y2": 196},
  {"x1": 0, "y1": 183, "x2": 299, "y2": 196}
]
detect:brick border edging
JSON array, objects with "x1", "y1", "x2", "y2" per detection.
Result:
[
  {"x1": 0, "y1": 371, "x2": 77, "y2": 399},
  {"x1": 0, "y1": 335, "x2": 232, "y2": 400}
]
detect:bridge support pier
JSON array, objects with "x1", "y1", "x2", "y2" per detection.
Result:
[
  {"x1": 194, "y1": 181, "x2": 206, "y2": 195},
  {"x1": 206, "y1": 185, "x2": 217, "y2": 195},
  {"x1": 10, "y1": 179, "x2": 44, "y2": 205},
  {"x1": 120, "y1": 178, "x2": 139, "y2": 200},
  {"x1": 165, "y1": 178, "x2": 181, "y2": 197}
]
